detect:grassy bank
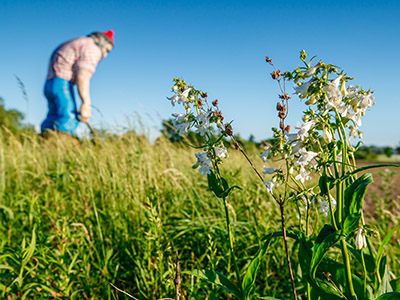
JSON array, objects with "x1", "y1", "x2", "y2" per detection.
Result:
[{"x1": 0, "y1": 132, "x2": 398, "y2": 299}]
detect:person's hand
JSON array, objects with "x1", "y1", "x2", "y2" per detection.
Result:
[{"x1": 79, "y1": 103, "x2": 91, "y2": 123}]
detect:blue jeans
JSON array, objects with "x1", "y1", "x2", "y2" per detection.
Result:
[{"x1": 41, "y1": 77, "x2": 79, "y2": 135}]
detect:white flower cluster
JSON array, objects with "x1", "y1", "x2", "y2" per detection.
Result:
[
  {"x1": 193, "y1": 152, "x2": 213, "y2": 176},
  {"x1": 295, "y1": 64, "x2": 375, "y2": 140},
  {"x1": 168, "y1": 80, "x2": 229, "y2": 176}
]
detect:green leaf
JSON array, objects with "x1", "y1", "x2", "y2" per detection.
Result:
[
  {"x1": 313, "y1": 278, "x2": 347, "y2": 300},
  {"x1": 375, "y1": 292, "x2": 400, "y2": 300},
  {"x1": 22, "y1": 227, "x2": 36, "y2": 266},
  {"x1": 376, "y1": 225, "x2": 400, "y2": 274},
  {"x1": 391, "y1": 278, "x2": 400, "y2": 292},
  {"x1": 207, "y1": 172, "x2": 239, "y2": 198},
  {"x1": 184, "y1": 269, "x2": 244, "y2": 299},
  {"x1": 343, "y1": 173, "x2": 373, "y2": 219},
  {"x1": 242, "y1": 240, "x2": 269, "y2": 298},
  {"x1": 219, "y1": 185, "x2": 241, "y2": 198},
  {"x1": 376, "y1": 263, "x2": 393, "y2": 298},
  {"x1": 0, "y1": 204, "x2": 14, "y2": 220},
  {"x1": 347, "y1": 244, "x2": 376, "y2": 274},
  {"x1": 342, "y1": 213, "x2": 361, "y2": 236},
  {"x1": 337, "y1": 164, "x2": 399, "y2": 185},
  {"x1": 207, "y1": 171, "x2": 224, "y2": 197},
  {"x1": 311, "y1": 226, "x2": 342, "y2": 278},
  {"x1": 319, "y1": 174, "x2": 334, "y2": 196},
  {"x1": 243, "y1": 230, "x2": 302, "y2": 299}
]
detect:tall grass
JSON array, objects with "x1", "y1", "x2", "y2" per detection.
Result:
[{"x1": 0, "y1": 131, "x2": 398, "y2": 299}]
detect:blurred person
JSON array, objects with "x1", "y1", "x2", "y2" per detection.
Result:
[{"x1": 41, "y1": 30, "x2": 114, "y2": 136}]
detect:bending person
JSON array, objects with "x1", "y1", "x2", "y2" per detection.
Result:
[{"x1": 41, "y1": 30, "x2": 114, "y2": 136}]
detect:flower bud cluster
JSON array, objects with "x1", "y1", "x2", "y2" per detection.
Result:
[{"x1": 167, "y1": 78, "x2": 230, "y2": 176}]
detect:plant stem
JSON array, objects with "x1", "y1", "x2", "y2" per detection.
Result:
[
  {"x1": 223, "y1": 197, "x2": 242, "y2": 289},
  {"x1": 279, "y1": 201, "x2": 298, "y2": 300},
  {"x1": 361, "y1": 249, "x2": 367, "y2": 297},
  {"x1": 340, "y1": 239, "x2": 356, "y2": 299},
  {"x1": 231, "y1": 137, "x2": 264, "y2": 183}
]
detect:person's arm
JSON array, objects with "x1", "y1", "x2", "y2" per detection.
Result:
[{"x1": 76, "y1": 68, "x2": 93, "y2": 123}]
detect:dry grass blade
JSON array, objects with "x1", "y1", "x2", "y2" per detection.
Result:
[{"x1": 109, "y1": 282, "x2": 139, "y2": 300}]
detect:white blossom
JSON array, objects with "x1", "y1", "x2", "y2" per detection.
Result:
[
  {"x1": 347, "y1": 85, "x2": 359, "y2": 97},
  {"x1": 294, "y1": 79, "x2": 313, "y2": 98},
  {"x1": 263, "y1": 179, "x2": 276, "y2": 194},
  {"x1": 263, "y1": 167, "x2": 279, "y2": 175},
  {"x1": 355, "y1": 227, "x2": 367, "y2": 250},
  {"x1": 214, "y1": 146, "x2": 228, "y2": 159},
  {"x1": 295, "y1": 148, "x2": 318, "y2": 167},
  {"x1": 167, "y1": 88, "x2": 192, "y2": 106},
  {"x1": 172, "y1": 113, "x2": 190, "y2": 136},
  {"x1": 304, "y1": 62, "x2": 322, "y2": 77},
  {"x1": 260, "y1": 147, "x2": 270, "y2": 162},
  {"x1": 296, "y1": 120, "x2": 315, "y2": 141},
  {"x1": 347, "y1": 111, "x2": 362, "y2": 127},
  {"x1": 195, "y1": 110, "x2": 212, "y2": 136},
  {"x1": 194, "y1": 152, "x2": 213, "y2": 176},
  {"x1": 318, "y1": 197, "x2": 336, "y2": 217},
  {"x1": 359, "y1": 93, "x2": 375, "y2": 111},
  {"x1": 323, "y1": 75, "x2": 343, "y2": 103},
  {"x1": 323, "y1": 126, "x2": 333, "y2": 143},
  {"x1": 319, "y1": 200, "x2": 330, "y2": 217},
  {"x1": 295, "y1": 166, "x2": 311, "y2": 183},
  {"x1": 295, "y1": 148, "x2": 319, "y2": 168}
]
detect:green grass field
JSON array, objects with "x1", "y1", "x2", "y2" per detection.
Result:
[{"x1": 0, "y1": 132, "x2": 399, "y2": 299}]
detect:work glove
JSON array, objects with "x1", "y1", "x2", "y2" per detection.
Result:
[{"x1": 79, "y1": 103, "x2": 91, "y2": 123}]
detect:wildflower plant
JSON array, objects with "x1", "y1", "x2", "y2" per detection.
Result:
[{"x1": 167, "y1": 51, "x2": 399, "y2": 300}]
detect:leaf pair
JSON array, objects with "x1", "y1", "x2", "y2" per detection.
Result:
[{"x1": 207, "y1": 171, "x2": 241, "y2": 199}]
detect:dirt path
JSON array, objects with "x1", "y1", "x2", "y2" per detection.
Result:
[{"x1": 357, "y1": 161, "x2": 400, "y2": 220}]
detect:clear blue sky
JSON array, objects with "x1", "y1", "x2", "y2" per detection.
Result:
[{"x1": 1, "y1": 0, "x2": 399, "y2": 146}]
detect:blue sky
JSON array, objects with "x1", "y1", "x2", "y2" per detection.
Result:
[{"x1": 1, "y1": 0, "x2": 399, "y2": 146}]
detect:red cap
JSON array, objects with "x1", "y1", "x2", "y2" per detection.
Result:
[{"x1": 102, "y1": 30, "x2": 114, "y2": 44}]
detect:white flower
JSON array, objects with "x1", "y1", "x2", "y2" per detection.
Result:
[
  {"x1": 214, "y1": 146, "x2": 228, "y2": 158},
  {"x1": 305, "y1": 62, "x2": 322, "y2": 77},
  {"x1": 296, "y1": 120, "x2": 315, "y2": 141},
  {"x1": 294, "y1": 79, "x2": 313, "y2": 98},
  {"x1": 260, "y1": 147, "x2": 270, "y2": 162},
  {"x1": 263, "y1": 179, "x2": 276, "y2": 194},
  {"x1": 172, "y1": 113, "x2": 190, "y2": 136},
  {"x1": 347, "y1": 111, "x2": 362, "y2": 127},
  {"x1": 349, "y1": 126, "x2": 359, "y2": 139},
  {"x1": 359, "y1": 93, "x2": 375, "y2": 111},
  {"x1": 194, "y1": 152, "x2": 213, "y2": 176},
  {"x1": 195, "y1": 110, "x2": 212, "y2": 136},
  {"x1": 318, "y1": 197, "x2": 336, "y2": 217},
  {"x1": 295, "y1": 148, "x2": 319, "y2": 168},
  {"x1": 323, "y1": 126, "x2": 333, "y2": 143},
  {"x1": 355, "y1": 227, "x2": 367, "y2": 250},
  {"x1": 262, "y1": 167, "x2": 278, "y2": 175},
  {"x1": 323, "y1": 75, "x2": 343, "y2": 103},
  {"x1": 167, "y1": 88, "x2": 192, "y2": 106},
  {"x1": 347, "y1": 85, "x2": 359, "y2": 97},
  {"x1": 319, "y1": 200, "x2": 329, "y2": 217},
  {"x1": 285, "y1": 134, "x2": 299, "y2": 145},
  {"x1": 295, "y1": 166, "x2": 311, "y2": 183}
]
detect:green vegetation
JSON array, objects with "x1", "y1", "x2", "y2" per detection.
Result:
[{"x1": 0, "y1": 130, "x2": 398, "y2": 299}]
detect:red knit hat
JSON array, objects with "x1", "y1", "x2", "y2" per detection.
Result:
[{"x1": 102, "y1": 30, "x2": 114, "y2": 44}]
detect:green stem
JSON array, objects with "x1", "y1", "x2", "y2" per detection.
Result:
[
  {"x1": 279, "y1": 201, "x2": 298, "y2": 300},
  {"x1": 324, "y1": 166, "x2": 338, "y2": 231},
  {"x1": 361, "y1": 249, "x2": 367, "y2": 297},
  {"x1": 341, "y1": 239, "x2": 356, "y2": 299},
  {"x1": 223, "y1": 197, "x2": 242, "y2": 289}
]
